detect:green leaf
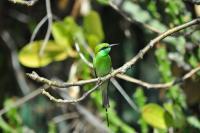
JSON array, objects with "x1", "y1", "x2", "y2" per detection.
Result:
[
  {"x1": 189, "y1": 55, "x2": 199, "y2": 67},
  {"x1": 19, "y1": 40, "x2": 76, "y2": 68},
  {"x1": 138, "y1": 118, "x2": 149, "y2": 133},
  {"x1": 4, "y1": 98, "x2": 22, "y2": 126},
  {"x1": 83, "y1": 10, "x2": 104, "y2": 47},
  {"x1": 187, "y1": 116, "x2": 200, "y2": 130},
  {"x1": 52, "y1": 21, "x2": 72, "y2": 45},
  {"x1": 53, "y1": 17, "x2": 82, "y2": 45},
  {"x1": 133, "y1": 88, "x2": 147, "y2": 108},
  {"x1": 0, "y1": 117, "x2": 14, "y2": 133},
  {"x1": 165, "y1": 36, "x2": 186, "y2": 54},
  {"x1": 48, "y1": 122, "x2": 56, "y2": 133},
  {"x1": 164, "y1": 103, "x2": 186, "y2": 128},
  {"x1": 155, "y1": 47, "x2": 172, "y2": 82},
  {"x1": 142, "y1": 103, "x2": 173, "y2": 129}
]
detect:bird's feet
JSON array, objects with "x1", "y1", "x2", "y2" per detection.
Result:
[{"x1": 97, "y1": 77, "x2": 102, "y2": 85}]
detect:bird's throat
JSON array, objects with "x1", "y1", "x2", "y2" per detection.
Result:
[{"x1": 98, "y1": 49, "x2": 110, "y2": 57}]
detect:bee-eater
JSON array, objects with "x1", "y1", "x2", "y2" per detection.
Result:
[{"x1": 93, "y1": 43, "x2": 117, "y2": 126}]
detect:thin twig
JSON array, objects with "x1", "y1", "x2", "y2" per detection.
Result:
[
  {"x1": 75, "y1": 42, "x2": 93, "y2": 68},
  {"x1": 117, "y1": 66, "x2": 200, "y2": 88},
  {"x1": 182, "y1": 65, "x2": 200, "y2": 80},
  {"x1": 41, "y1": 82, "x2": 102, "y2": 103},
  {"x1": 39, "y1": 0, "x2": 53, "y2": 56},
  {"x1": 27, "y1": 71, "x2": 99, "y2": 88},
  {"x1": 30, "y1": 16, "x2": 48, "y2": 43},
  {"x1": 116, "y1": 74, "x2": 173, "y2": 89}
]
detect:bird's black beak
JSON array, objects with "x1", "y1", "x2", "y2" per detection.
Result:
[{"x1": 109, "y1": 44, "x2": 118, "y2": 47}]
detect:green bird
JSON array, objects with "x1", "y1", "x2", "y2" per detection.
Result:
[{"x1": 93, "y1": 43, "x2": 117, "y2": 126}]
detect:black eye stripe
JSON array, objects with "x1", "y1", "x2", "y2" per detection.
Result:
[{"x1": 100, "y1": 46, "x2": 109, "y2": 51}]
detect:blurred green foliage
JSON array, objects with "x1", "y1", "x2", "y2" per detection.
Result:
[
  {"x1": 1, "y1": 0, "x2": 200, "y2": 132},
  {"x1": 0, "y1": 99, "x2": 34, "y2": 133}
]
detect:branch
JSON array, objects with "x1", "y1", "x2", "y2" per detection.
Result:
[
  {"x1": 116, "y1": 65, "x2": 200, "y2": 89},
  {"x1": 28, "y1": 18, "x2": 200, "y2": 85},
  {"x1": 26, "y1": 71, "x2": 99, "y2": 88},
  {"x1": 115, "y1": 18, "x2": 200, "y2": 75},
  {"x1": 27, "y1": 65, "x2": 200, "y2": 104},
  {"x1": 41, "y1": 82, "x2": 103, "y2": 103},
  {"x1": 116, "y1": 74, "x2": 173, "y2": 89},
  {"x1": 182, "y1": 65, "x2": 200, "y2": 80}
]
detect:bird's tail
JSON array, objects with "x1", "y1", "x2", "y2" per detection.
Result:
[
  {"x1": 105, "y1": 108, "x2": 109, "y2": 127},
  {"x1": 101, "y1": 81, "x2": 110, "y2": 109},
  {"x1": 101, "y1": 81, "x2": 110, "y2": 127}
]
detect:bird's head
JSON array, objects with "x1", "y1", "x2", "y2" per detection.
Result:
[{"x1": 95, "y1": 43, "x2": 118, "y2": 55}]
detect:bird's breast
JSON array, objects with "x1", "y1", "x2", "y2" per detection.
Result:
[{"x1": 94, "y1": 55, "x2": 112, "y2": 77}]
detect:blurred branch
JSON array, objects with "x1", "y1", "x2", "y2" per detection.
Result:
[
  {"x1": 110, "y1": 78, "x2": 139, "y2": 112},
  {"x1": 27, "y1": 18, "x2": 200, "y2": 103},
  {"x1": 71, "y1": 0, "x2": 82, "y2": 18},
  {"x1": 9, "y1": 0, "x2": 38, "y2": 6},
  {"x1": 75, "y1": 105, "x2": 109, "y2": 132},
  {"x1": 0, "y1": 85, "x2": 49, "y2": 116},
  {"x1": 1, "y1": 31, "x2": 31, "y2": 95},
  {"x1": 52, "y1": 112, "x2": 79, "y2": 124},
  {"x1": 54, "y1": 84, "x2": 110, "y2": 132},
  {"x1": 109, "y1": 1, "x2": 162, "y2": 34},
  {"x1": 9, "y1": 10, "x2": 31, "y2": 23}
]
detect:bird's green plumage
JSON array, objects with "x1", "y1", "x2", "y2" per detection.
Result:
[
  {"x1": 93, "y1": 43, "x2": 112, "y2": 109},
  {"x1": 93, "y1": 43, "x2": 117, "y2": 126}
]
